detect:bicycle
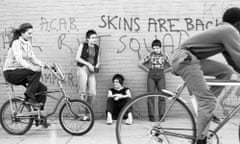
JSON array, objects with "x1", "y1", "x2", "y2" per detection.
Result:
[
  {"x1": 0, "y1": 63, "x2": 94, "y2": 135},
  {"x1": 116, "y1": 77, "x2": 240, "y2": 144}
]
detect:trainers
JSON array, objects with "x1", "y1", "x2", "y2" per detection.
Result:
[
  {"x1": 41, "y1": 118, "x2": 51, "y2": 128},
  {"x1": 106, "y1": 117, "x2": 113, "y2": 125},
  {"x1": 125, "y1": 113, "x2": 133, "y2": 125},
  {"x1": 106, "y1": 112, "x2": 113, "y2": 125},
  {"x1": 82, "y1": 116, "x2": 90, "y2": 121},
  {"x1": 125, "y1": 118, "x2": 132, "y2": 125},
  {"x1": 196, "y1": 137, "x2": 207, "y2": 144}
]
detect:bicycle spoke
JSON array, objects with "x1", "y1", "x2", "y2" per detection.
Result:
[
  {"x1": 59, "y1": 99, "x2": 94, "y2": 135},
  {"x1": 116, "y1": 93, "x2": 196, "y2": 144}
]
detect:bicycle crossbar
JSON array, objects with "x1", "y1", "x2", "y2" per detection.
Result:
[{"x1": 206, "y1": 79, "x2": 240, "y2": 86}]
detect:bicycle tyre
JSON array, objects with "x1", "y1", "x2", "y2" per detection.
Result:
[
  {"x1": 116, "y1": 92, "x2": 197, "y2": 144},
  {"x1": 59, "y1": 99, "x2": 94, "y2": 135},
  {"x1": 0, "y1": 98, "x2": 33, "y2": 135},
  {"x1": 239, "y1": 124, "x2": 240, "y2": 144}
]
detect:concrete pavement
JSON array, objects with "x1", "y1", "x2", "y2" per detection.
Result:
[{"x1": 0, "y1": 118, "x2": 239, "y2": 144}]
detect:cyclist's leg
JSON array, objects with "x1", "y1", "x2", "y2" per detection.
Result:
[
  {"x1": 24, "y1": 71, "x2": 42, "y2": 101},
  {"x1": 172, "y1": 49, "x2": 216, "y2": 141},
  {"x1": 35, "y1": 82, "x2": 47, "y2": 110},
  {"x1": 3, "y1": 69, "x2": 40, "y2": 102},
  {"x1": 200, "y1": 59, "x2": 233, "y2": 97},
  {"x1": 147, "y1": 76, "x2": 156, "y2": 121},
  {"x1": 76, "y1": 66, "x2": 88, "y2": 100},
  {"x1": 179, "y1": 63, "x2": 216, "y2": 140},
  {"x1": 3, "y1": 69, "x2": 29, "y2": 85}
]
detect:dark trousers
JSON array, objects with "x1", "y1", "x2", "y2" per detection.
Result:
[
  {"x1": 3, "y1": 69, "x2": 47, "y2": 109},
  {"x1": 106, "y1": 97, "x2": 132, "y2": 120},
  {"x1": 147, "y1": 71, "x2": 166, "y2": 121}
]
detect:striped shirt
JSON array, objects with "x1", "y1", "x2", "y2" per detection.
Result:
[
  {"x1": 3, "y1": 37, "x2": 37, "y2": 71},
  {"x1": 143, "y1": 52, "x2": 168, "y2": 70}
]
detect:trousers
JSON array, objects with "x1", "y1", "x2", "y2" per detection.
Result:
[
  {"x1": 3, "y1": 69, "x2": 47, "y2": 109},
  {"x1": 172, "y1": 49, "x2": 233, "y2": 139},
  {"x1": 147, "y1": 70, "x2": 166, "y2": 121}
]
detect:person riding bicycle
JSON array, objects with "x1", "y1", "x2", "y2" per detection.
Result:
[
  {"x1": 172, "y1": 7, "x2": 240, "y2": 144},
  {"x1": 3, "y1": 23, "x2": 48, "y2": 113}
]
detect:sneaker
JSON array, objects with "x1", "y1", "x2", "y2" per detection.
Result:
[
  {"x1": 41, "y1": 118, "x2": 51, "y2": 128},
  {"x1": 125, "y1": 113, "x2": 133, "y2": 125},
  {"x1": 196, "y1": 137, "x2": 207, "y2": 144},
  {"x1": 106, "y1": 112, "x2": 113, "y2": 125},
  {"x1": 125, "y1": 118, "x2": 132, "y2": 125},
  {"x1": 82, "y1": 116, "x2": 90, "y2": 121},
  {"x1": 106, "y1": 117, "x2": 113, "y2": 125}
]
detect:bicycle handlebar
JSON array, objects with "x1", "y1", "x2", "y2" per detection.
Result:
[{"x1": 44, "y1": 63, "x2": 65, "y2": 81}]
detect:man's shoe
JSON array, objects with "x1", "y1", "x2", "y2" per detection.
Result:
[
  {"x1": 41, "y1": 118, "x2": 51, "y2": 128},
  {"x1": 196, "y1": 137, "x2": 207, "y2": 144}
]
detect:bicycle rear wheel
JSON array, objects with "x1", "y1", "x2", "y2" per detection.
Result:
[
  {"x1": 59, "y1": 99, "x2": 94, "y2": 135},
  {"x1": 0, "y1": 98, "x2": 33, "y2": 135},
  {"x1": 116, "y1": 93, "x2": 197, "y2": 144}
]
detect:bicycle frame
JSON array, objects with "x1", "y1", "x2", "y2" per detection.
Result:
[
  {"x1": 157, "y1": 79, "x2": 240, "y2": 141},
  {"x1": 203, "y1": 79, "x2": 240, "y2": 139},
  {"x1": 3, "y1": 63, "x2": 77, "y2": 118}
]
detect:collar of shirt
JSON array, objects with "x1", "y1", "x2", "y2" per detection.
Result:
[{"x1": 19, "y1": 37, "x2": 31, "y2": 52}]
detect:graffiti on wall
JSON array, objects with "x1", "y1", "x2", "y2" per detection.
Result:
[
  {"x1": 98, "y1": 15, "x2": 221, "y2": 60},
  {"x1": 1, "y1": 1, "x2": 240, "y2": 113}
]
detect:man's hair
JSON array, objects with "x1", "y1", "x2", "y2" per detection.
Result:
[
  {"x1": 152, "y1": 39, "x2": 161, "y2": 48},
  {"x1": 112, "y1": 74, "x2": 124, "y2": 85},
  {"x1": 223, "y1": 7, "x2": 240, "y2": 25},
  {"x1": 86, "y1": 29, "x2": 97, "y2": 39}
]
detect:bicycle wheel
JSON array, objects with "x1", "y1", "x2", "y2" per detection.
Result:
[
  {"x1": 0, "y1": 98, "x2": 33, "y2": 135},
  {"x1": 116, "y1": 93, "x2": 197, "y2": 144},
  {"x1": 59, "y1": 99, "x2": 94, "y2": 135}
]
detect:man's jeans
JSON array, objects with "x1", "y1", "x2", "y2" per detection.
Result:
[{"x1": 172, "y1": 49, "x2": 233, "y2": 139}]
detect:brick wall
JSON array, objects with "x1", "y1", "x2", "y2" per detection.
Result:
[{"x1": 0, "y1": 0, "x2": 240, "y2": 118}]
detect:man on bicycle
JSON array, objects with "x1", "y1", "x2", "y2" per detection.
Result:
[{"x1": 172, "y1": 7, "x2": 240, "y2": 144}]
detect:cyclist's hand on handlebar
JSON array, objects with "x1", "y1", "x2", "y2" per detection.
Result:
[
  {"x1": 31, "y1": 65, "x2": 41, "y2": 72},
  {"x1": 41, "y1": 62, "x2": 51, "y2": 69}
]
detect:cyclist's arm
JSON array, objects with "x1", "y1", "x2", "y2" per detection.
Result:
[{"x1": 221, "y1": 26, "x2": 240, "y2": 73}]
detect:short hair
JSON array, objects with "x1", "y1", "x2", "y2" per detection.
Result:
[
  {"x1": 152, "y1": 39, "x2": 161, "y2": 48},
  {"x1": 86, "y1": 29, "x2": 97, "y2": 39},
  {"x1": 223, "y1": 7, "x2": 240, "y2": 25},
  {"x1": 112, "y1": 74, "x2": 124, "y2": 85}
]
